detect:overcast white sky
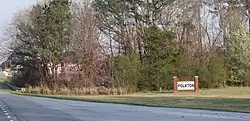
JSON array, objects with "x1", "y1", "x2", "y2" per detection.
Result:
[{"x1": 0, "y1": 0, "x2": 38, "y2": 39}]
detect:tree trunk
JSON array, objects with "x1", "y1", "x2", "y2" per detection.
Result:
[
  {"x1": 109, "y1": 36, "x2": 114, "y2": 83},
  {"x1": 246, "y1": 0, "x2": 250, "y2": 32}
]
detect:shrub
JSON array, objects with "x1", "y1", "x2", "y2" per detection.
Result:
[
  {"x1": 113, "y1": 55, "x2": 141, "y2": 92},
  {"x1": 98, "y1": 86, "x2": 109, "y2": 95}
]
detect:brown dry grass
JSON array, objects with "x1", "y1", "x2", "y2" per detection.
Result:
[{"x1": 24, "y1": 85, "x2": 129, "y2": 95}]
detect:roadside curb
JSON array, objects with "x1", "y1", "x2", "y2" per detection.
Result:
[{"x1": 4, "y1": 81, "x2": 22, "y2": 91}]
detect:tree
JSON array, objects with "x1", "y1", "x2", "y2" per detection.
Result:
[
  {"x1": 225, "y1": 24, "x2": 250, "y2": 86},
  {"x1": 4, "y1": 0, "x2": 72, "y2": 87},
  {"x1": 68, "y1": 0, "x2": 109, "y2": 87},
  {"x1": 33, "y1": 0, "x2": 72, "y2": 84},
  {"x1": 141, "y1": 25, "x2": 181, "y2": 91},
  {"x1": 5, "y1": 4, "x2": 45, "y2": 86}
]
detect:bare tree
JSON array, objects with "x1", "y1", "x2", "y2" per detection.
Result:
[{"x1": 67, "y1": 0, "x2": 109, "y2": 87}]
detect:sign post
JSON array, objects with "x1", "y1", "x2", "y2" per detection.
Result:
[
  {"x1": 195, "y1": 76, "x2": 199, "y2": 92},
  {"x1": 173, "y1": 76, "x2": 199, "y2": 93},
  {"x1": 173, "y1": 76, "x2": 178, "y2": 93}
]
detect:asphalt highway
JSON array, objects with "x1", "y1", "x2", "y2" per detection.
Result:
[{"x1": 0, "y1": 91, "x2": 249, "y2": 121}]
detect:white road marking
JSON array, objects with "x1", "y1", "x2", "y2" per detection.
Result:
[{"x1": 0, "y1": 105, "x2": 12, "y2": 120}]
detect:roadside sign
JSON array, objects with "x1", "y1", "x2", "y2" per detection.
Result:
[
  {"x1": 177, "y1": 81, "x2": 195, "y2": 90},
  {"x1": 173, "y1": 76, "x2": 199, "y2": 93}
]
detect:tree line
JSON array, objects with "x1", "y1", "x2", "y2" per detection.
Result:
[{"x1": 1, "y1": 0, "x2": 250, "y2": 94}]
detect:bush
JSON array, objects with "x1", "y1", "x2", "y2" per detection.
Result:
[
  {"x1": 11, "y1": 68, "x2": 42, "y2": 88},
  {"x1": 40, "y1": 85, "x2": 51, "y2": 95},
  {"x1": 113, "y1": 55, "x2": 141, "y2": 92},
  {"x1": 139, "y1": 25, "x2": 183, "y2": 91},
  {"x1": 98, "y1": 86, "x2": 109, "y2": 95}
]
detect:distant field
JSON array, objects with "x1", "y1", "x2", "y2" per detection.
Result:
[{"x1": 11, "y1": 87, "x2": 250, "y2": 113}]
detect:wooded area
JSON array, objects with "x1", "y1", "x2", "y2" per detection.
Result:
[{"x1": 1, "y1": 0, "x2": 250, "y2": 95}]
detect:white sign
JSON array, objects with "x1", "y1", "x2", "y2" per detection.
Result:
[{"x1": 177, "y1": 81, "x2": 195, "y2": 90}]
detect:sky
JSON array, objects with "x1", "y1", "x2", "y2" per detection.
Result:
[{"x1": 0, "y1": 0, "x2": 39, "y2": 39}]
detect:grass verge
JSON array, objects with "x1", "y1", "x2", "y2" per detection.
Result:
[{"x1": 10, "y1": 89, "x2": 250, "y2": 113}]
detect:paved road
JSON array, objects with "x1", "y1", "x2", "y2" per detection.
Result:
[{"x1": 0, "y1": 92, "x2": 249, "y2": 121}]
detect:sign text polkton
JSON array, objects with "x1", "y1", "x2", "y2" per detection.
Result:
[{"x1": 177, "y1": 81, "x2": 195, "y2": 90}]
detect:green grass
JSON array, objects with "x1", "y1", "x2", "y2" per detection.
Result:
[
  {"x1": 200, "y1": 87, "x2": 250, "y2": 96},
  {"x1": 130, "y1": 87, "x2": 250, "y2": 98},
  {"x1": 10, "y1": 87, "x2": 250, "y2": 113},
  {"x1": 0, "y1": 76, "x2": 6, "y2": 83}
]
